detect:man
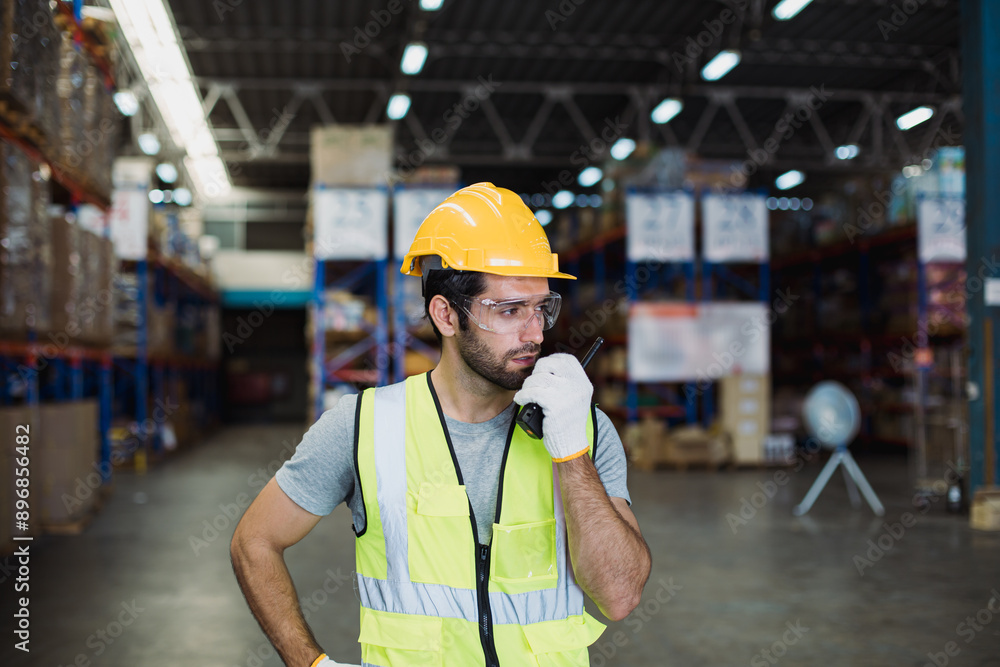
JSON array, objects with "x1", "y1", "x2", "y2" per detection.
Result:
[{"x1": 231, "y1": 182, "x2": 651, "y2": 667}]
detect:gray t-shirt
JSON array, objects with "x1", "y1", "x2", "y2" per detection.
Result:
[{"x1": 275, "y1": 392, "x2": 631, "y2": 544}]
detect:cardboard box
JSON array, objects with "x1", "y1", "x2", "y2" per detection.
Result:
[
  {"x1": 721, "y1": 374, "x2": 771, "y2": 464},
  {"x1": 662, "y1": 425, "x2": 730, "y2": 466},
  {"x1": 310, "y1": 125, "x2": 392, "y2": 186},
  {"x1": 971, "y1": 489, "x2": 1000, "y2": 531},
  {"x1": 35, "y1": 400, "x2": 99, "y2": 526}
]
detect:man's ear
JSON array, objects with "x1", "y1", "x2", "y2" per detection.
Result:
[{"x1": 428, "y1": 295, "x2": 457, "y2": 337}]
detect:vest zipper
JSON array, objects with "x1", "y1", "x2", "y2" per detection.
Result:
[
  {"x1": 426, "y1": 373, "x2": 504, "y2": 667},
  {"x1": 478, "y1": 543, "x2": 500, "y2": 667}
]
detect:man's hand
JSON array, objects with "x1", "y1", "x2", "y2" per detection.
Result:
[{"x1": 514, "y1": 353, "x2": 593, "y2": 461}]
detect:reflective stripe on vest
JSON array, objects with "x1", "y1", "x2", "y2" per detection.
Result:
[{"x1": 354, "y1": 373, "x2": 606, "y2": 665}]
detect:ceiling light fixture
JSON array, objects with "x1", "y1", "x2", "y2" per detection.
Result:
[
  {"x1": 108, "y1": 0, "x2": 230, "y2": 199},
  {"x1": 701, "y1": 50, "x2": 741, "y2": 81},
  {"x1": 400, "y1": 42, "x2": 428, "y2": 75},
  {"x1": 775, "y1": 170, "x2": 805, "y2": 190},
  {"x1": 896, "y1": 106, "x2": 934, "y2": 130},
  {"x1": 610, "y1": 138, "x2": 636, "y2": 160},
  {"x1": 651, "y1": 98, "x2": 683, "y2": 124},
  {"x1": 772, "y1": 0, "x2": 814, "y2": 20},
  {"x1": 387, "y1": 93, "x2": 411, "y2": 120},
  {"x1": 578, "y1": 167, "x2": 603, "y2": 187}
]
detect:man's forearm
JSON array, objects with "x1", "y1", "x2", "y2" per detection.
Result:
[
  {"x1": 558, "y1": 455, "x2": 651, "y2": 621},
  {"x1": 231, "y1": 538, "x2": 324, "y2": 667}
]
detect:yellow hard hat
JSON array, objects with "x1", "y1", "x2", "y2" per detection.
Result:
[{"x1": 400, "y1": 182, "x2": 576, "y2": 280}]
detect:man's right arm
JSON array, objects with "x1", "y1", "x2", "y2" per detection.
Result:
[{"x1": 231, "y1": 477, "x2": 325, "y2": 667}]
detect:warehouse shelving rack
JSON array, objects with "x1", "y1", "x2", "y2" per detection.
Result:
[
  {"x1": 113, "y1": 247, "x2": 220, "y2": 470},
  {"x1": 309, "y1": 259, "x2": 390, "y2": 423},
  {"x1": 770, "y1": 221, "x2": 967, "y2": 455},
  {"x1": 699, "y1": 257, "x2": 772, "y2": 426},
  {"x1": 388, "y1": 184, "x2": 457, "y2": 384}
]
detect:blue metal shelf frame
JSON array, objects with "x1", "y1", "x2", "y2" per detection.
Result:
[
  {"x1": 311, "y1": 259, "x2": 390, "y2": 423},
  {"x1": 625, "y1": 259, "x2": 699, "y2": 425}
]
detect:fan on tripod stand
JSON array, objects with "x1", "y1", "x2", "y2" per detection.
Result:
[{"x1": 793, "y1": 381, "x2": 885, "y2": 517}]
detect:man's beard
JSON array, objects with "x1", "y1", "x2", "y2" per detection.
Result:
[{"x1": 456, "y1": 327, "x2": 539, "y2": 391}]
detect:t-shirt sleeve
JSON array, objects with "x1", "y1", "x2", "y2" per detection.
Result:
[
  {"x1": 593, "y1": 407, "x2": 632, "y2": 506},
  {"x1": 274, "y1": 394, "x2": 359, "y2": 516}
]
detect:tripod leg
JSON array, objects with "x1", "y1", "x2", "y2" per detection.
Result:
[
  {"x1": 840, "y1": 451, "x2": 886, "y2": 517},
  {"x1": 842, "y1": 464, "x2": 862, "y2": 508},
  {"x1": 793, "y1": 451, "x2": 844, "y2": 516}
]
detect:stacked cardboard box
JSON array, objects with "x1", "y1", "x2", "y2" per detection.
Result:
[
  {"x1": 49, "y1": 213, "x2": 114, "y2": 346},
  {"x1": 310, "y1": 125, "x2": 393, "y2": 186},
  {"x1": 35, "y1": 400, "x2": 99, "y2": 526},
  {"x1": 0, "y1": 401, "x2": 99, "y2": 544},
  {"x1": 0, "y1": 141, "x2": 52, "y2": 337},
  {"x1": 721, "y1": 374, "x2": 771, "y2": 465},
  {"x1": 0, "y1": 0, "x2": 59, "y2": 146}
]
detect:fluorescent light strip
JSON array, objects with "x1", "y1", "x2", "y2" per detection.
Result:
[
  {"x1": 109, "y1": 0, "x2": 230, "y2": 199},
  {"x1": 896, "y1": 106, "x2": 934, "y2": 131},
  {"x1": 401, "y1": 43, "x2": 428, "y2": 75},
  {"x1": 701, "y1": 50, "x2": 741, "y2": 81},
  {"x1": 772, "y1": 0, "x2": 814, "y2": 20}
]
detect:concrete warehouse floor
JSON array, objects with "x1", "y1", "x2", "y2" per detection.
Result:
[{"x1": 3, "y1": 424, "x2": 999, "y2": 667}]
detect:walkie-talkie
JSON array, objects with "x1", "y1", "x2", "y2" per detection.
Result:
[{"x1": 516, "y1": 337, "x2": 604, "y2": 440}]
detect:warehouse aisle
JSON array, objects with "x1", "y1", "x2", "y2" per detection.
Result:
[{"x1": 3, "y1": 426, "x2": 999, "y2": 667}]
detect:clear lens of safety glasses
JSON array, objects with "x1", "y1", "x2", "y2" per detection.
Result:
[{"x1": 457, "y1": 292, "x2": 562, "y2": 334}]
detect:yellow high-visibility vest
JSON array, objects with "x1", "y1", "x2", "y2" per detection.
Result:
[{"x1": 353, "y1": 373, "x2": 606, "y2": 666}]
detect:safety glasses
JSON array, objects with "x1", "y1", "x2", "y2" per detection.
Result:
[{"x1": 454, "y1": 291, "x2": 562, "y2": 334}]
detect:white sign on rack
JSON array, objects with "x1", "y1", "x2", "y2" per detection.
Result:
[
  {"x1": 393, "y1": 188, "x2": 454, "y2": 259},
  {"x1": 917, "y1": 197, "x2": 966, "y2": 263},
  {"x1": 702, "y1": 193, "x2": 769, "y2": 262},
  {"x1": 110, "y1": 188, "x2": 149, "y2": 260},
  {"x1": 625, "y1": 191, "x2": 695, "y2": 261},
  {"x1": 313, "y1": 187, "x2": 388, "y2": 260},
  {"x1": 628, "y1": 301, "x2": 770, "y2": 381}
]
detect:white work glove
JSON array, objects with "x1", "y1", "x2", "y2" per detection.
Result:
[
  {"x1": 514, "y1": 353, "x2": 593, "y2": 462},
  {"x1": 312, "y1": 655, "x2": 360, "y2": 667}
]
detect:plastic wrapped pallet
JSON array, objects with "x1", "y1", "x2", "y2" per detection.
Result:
[
  {"x1": 0, "y1": 141, "x2": 51, "y2": 336},
  {"x1": 0, "y1": 0, "x2": 58, "y2": 145},
  {"x1": 54, "y1": 26, "x2": 86, "y2": 178},
  {"x1": 48, "y1": 212, "x2": 83, "y2": 339}
]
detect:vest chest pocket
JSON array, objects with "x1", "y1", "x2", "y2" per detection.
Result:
[
  {"x1": 359, "y1": 609, "x2": 443, "y2": 667},
  {"x1": 490, "y1": 519, "x2": 558, "y2": 585},
  {"x1": 408, "y1": 483, "x2": 475, "y2": 587}
]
